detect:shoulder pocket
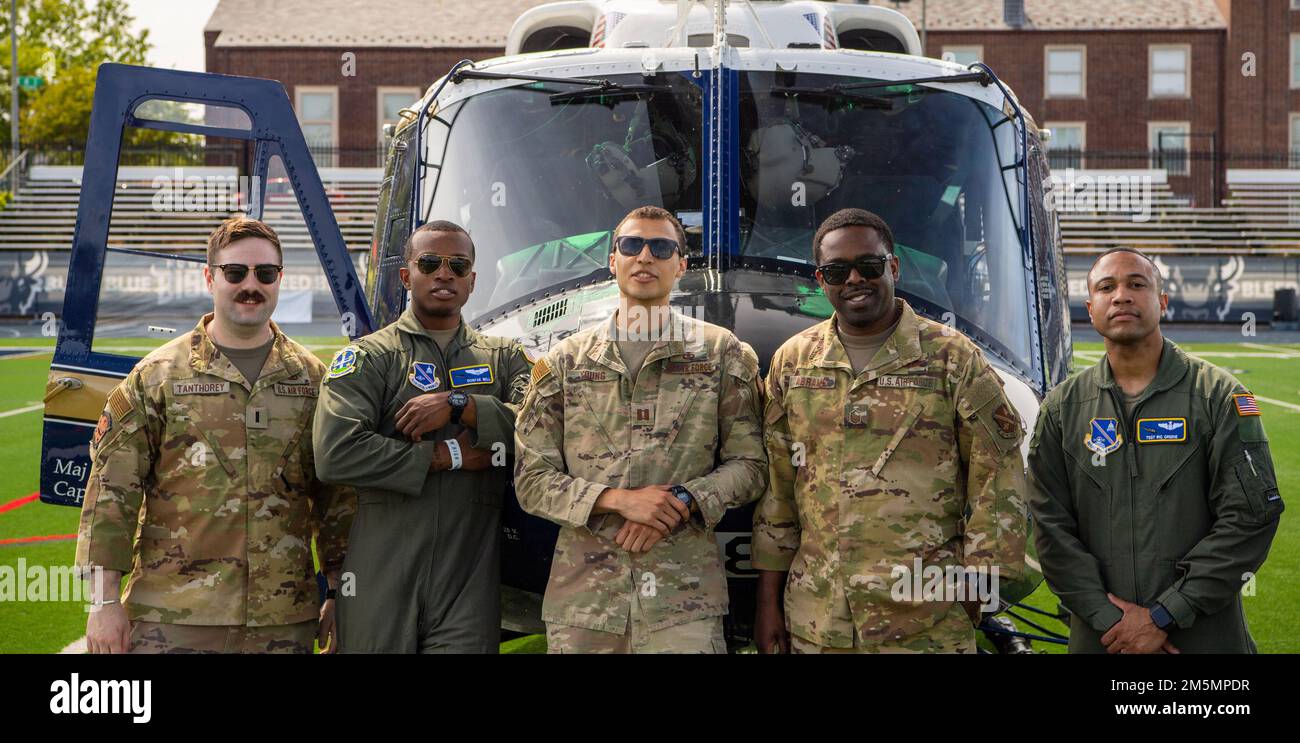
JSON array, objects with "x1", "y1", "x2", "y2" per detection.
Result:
[{"x1": 1233, "y1": 443, "x2": 1283, "y2": 525}]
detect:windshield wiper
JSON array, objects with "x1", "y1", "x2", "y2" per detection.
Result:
[
  {"x1": 768, "y1": 86, "x2": 893, "y2": 109},
  {"x1": 834, "y1": 71, "x2": 991, "y2": 92},
  {"x1": 450, "y1": 68, "x2": 669, "y2": 104},
  {"x1": 773, "y1": 71, "x2": 992, "y2": 107}
]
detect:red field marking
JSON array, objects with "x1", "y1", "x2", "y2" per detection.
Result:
[
  {"x1": 0, "y1": 492, "x2": 39, "y2": 515},
  {"x1": 0, "y1": 533, "x2": 76, "y2": 546}
]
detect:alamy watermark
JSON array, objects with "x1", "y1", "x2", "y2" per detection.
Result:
[
  {"x1": 889, "y1": 559, "x2": 1000, "y2": 613},
  {"x1": 1049, "y1": 169, "x2": 1153, "y2": 223}
]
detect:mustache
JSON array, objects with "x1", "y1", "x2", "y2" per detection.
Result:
[{"x1": 234, "y1": 290, "x2": 266, "y2": 303}]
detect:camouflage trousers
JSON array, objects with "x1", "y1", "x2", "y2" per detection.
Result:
[
  {"x1": 545, "y1": 591, "x2": 726, "y2": 654},
  {"x1": 789, "y1": 630, "x2": 976, "y2": 654},
  {"x1": 128, "y1": 620, "x2": 317, "y2": 654}
]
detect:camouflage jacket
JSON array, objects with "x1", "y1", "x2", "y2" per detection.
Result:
[
  {"x1": 74, "y1": 315, "x2": 355, "y2": 626},
  {"x1": 753, "y1": 300, "x2": 1027, "y2": 650},
  {"x1": 514, "y1": 310, "x2": 767, "y2": 634}
]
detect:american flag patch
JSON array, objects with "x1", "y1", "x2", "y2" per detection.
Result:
[{"x1": 1234, "y1": 393, "x2": 1261, "y2": 416}]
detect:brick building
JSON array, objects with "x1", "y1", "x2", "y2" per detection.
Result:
[{"x1": 204, "y1": 0, "x2": 1294, "y2": 201}]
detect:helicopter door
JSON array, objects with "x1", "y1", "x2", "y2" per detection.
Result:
[{"x1": 40, "y1": 62, "x2": 373, "y2": 508}]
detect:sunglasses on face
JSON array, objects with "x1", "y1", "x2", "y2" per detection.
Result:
[
  {"x1": 614, "y1": 235, "x2": 681, "y2": 261},
  {"x1": 413, "y1": 253, "x2": 473, "y2": 277},
  {"x1": 816, "y1": 255, "x2": 894, "y2": 285},
  {"x1": 211, "y1": 263, "x2": 283, "y2": 284}
]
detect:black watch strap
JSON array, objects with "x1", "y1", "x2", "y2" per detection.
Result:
[{"x1": 325, "y1": 588, "x2": 338, "y2": 600}]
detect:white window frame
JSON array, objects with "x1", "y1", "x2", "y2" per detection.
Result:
[
  {"x1": 1292, "y1": 34, "x2": 1300, "y2": 88},
  {"x1": 941, "y1": 45, "x2": 983, "y2": 66},
  {"x1": 1290, "y1": 113, "x2": 1300, "y2": 165},
  {"x1": 295, "y1": 86, "x2": 339, "y2": 148},
  {"x1": 1149, "y1": 44, "x2": 1190, "y2": 99},
  {"x1": 376, "y1": 86, "x2": 422, "y2": 145},
  {"x1": 1044, "y1": 45, "x2": 1087, "y2": 99},
  {"x1": 1044, "y1": 121, "x2": 1086, "y2": 168},
  {"x1": 1149, "y1": 121, "x2": 1191, "y2": 176}
]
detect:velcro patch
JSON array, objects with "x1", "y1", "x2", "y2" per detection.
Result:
[
  {"x1": 790, "y1": 375, "x2": 836, "y2": 389},
  {"x1": 568, "y1": 370, "x2": 613, "y2": 383},
  {"x1": 273, "y1": 383, "x2": 318, "y2": 397},
  {"x1": 1137, "y1": 417, "x2": 1187, "y2": 443},
  {"x1": 877, "y1": 375, "x2": 939, "y2": 390},
  {"x1": 991, "y1": 403, "x2": 1020, "y2": 439},
  {"x1": 1234, "y1": 393, "x2": 1261, "y2": 417},
  {"x1": 92, "y1": 412, "x2": 112, "y2": 446},
  {"x1": 450, "y1": 364, "x2": 494, "y2": 387},
  {"x1": 173, "y1": 381, "x2": 230, "y2": 395},
  {"x1": 327, "y1": 346, "x2": 359, "y2": 379},
  {"x1": 632, "y1": 404, "x2": 654, "y2": 429},
  {"x1": 107, "y1": 386, "x2": 133, "y2": 420},
  {"x1": 664, "y1": 361, "x2": 717, "y2": 374},
  {"x1": 530, "y1": 357, "x2": 552, "y2": 386}
]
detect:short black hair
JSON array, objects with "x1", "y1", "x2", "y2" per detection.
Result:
[
  {"x1": 404, "y1": 220, "x2": 475, "y2": 262},
  {"x1": 613, "y1": 205, "x2": 688, "y2": 252},
  {"x1": 1087, "y1": 247, "x2": 1161, "y2": 292},
  {"x1": 812, "y1": 208, "x2": 895, "y2": 265}
]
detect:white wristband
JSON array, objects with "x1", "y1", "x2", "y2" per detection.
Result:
[{"x1": 444, "y1": 438, "x2": 463, "y2": 470}]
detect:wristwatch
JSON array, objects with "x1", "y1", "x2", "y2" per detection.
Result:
[
  {"x1": 448, "y1": 390, "x2": 469, "y2": 424},
  {"x1": 324, "y1": 588, "x2": 338, "y2": 601},
  {"x1": 1149, "y1": 602, "x2": 1175, "y2": 630},
  {"x1": 670, "y1": 485, "x2": 694, "y2": 511}
]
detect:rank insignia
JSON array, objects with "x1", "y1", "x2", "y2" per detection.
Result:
[
  {"x1": 409, "y1": 361, "x2": 441, "y2": 392},
  {"x1": 1085, "y1": 417, "x2": 1122, "y2": 455}
]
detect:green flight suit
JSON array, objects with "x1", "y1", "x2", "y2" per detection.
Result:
[
  {"x1": 1027, "y1": 338, "x2": 1283, "y2": 653},
  {"x1": 312, "y1": 307, "x2": 531, "y2": 653}
]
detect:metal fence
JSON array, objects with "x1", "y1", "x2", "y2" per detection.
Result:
[{"x1": 25, "y1": 142, "x2": 390, "y2": 170}]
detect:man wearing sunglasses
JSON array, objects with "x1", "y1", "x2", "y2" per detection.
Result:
[
  {"x1": 515, "y1": 205, "x2": 767, "y2": 653},
  {"x1": 313, "y1": 220, "x2": 531, "y2": 653},
  {"x1": 76, "y1": 217, "x2": 355, "y2": 653},
  {"x1": 752, "y1": 208, "x2": 1027, "y2": 654}
]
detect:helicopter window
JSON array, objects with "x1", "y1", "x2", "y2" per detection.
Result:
[
  {"x1": 420, "y1": 73, "x2": 703, "y2": 323},
  {"x1": 738, "y1": 71, "x2": 1033, "y2": 371}
]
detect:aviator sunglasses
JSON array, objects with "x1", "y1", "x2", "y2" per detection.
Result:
[
  {"x1": 211, "y1": 263, "x2": 283, "y2": 284},
  {"x1": 816, "y1": 255, "x2": 894, "y2": 285},
  {"x1": 413, "y1": 253, "x2": 474, "y2": 277}
]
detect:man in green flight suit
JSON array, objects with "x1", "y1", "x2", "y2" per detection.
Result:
[
  {"x1": 313, "y1": 221, "x2": 531, "y2": 653},
  {"x1": 1028, "y1": 247, "x2": 1283, "y2": 653}
]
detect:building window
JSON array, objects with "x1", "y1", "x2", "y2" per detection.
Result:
[
  {"x1": 377, "y1": 87, "x2": 422, "y2": 146},
  {"x1": 1045, "y1": 122, "x2": 1085, "y2": 169},
  {"x1": 1149, "y1": 45, "x2": 1190, "y2": 98},
  {"x1": 1293, "y1": 34, "x2": 1300, "y2": 88},
  {"x1": 1149, "y1": 122, "x2": 1190, "y2": 176},
  {"x1": 1045, "y1": 46, "x2": 1086, "y2": 98},
  {"x1": 1290, "y1": 114, "x2": 1300, "y2": 167},
  {"x1": 296, "y1": 86, "x2": 338, "y2": 165},
  {"x1": 941, "y1": 46, "x2": 982, "y2": 66}
]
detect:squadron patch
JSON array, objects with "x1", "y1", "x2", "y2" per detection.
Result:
[
  {"x1": 450, "y1": 364, "x2": 494, "y2": 387},
  {"x1": 1137, "y1": 417, "x2": 1187, "y2": 443},
  {"x1": 991, "y1": 403, "x2": 1020, "y2": 439},
  {"x1": 409, "y1": 361, "x2": 441, "y2": 392},
  {"x1": 328, "y1": 346, "x2": 359, "y2": 379},
  {"x1": 1085, "y1": 417, "x2": 1122, "y2": 455},
  {"x1": 92, "y1": 412, "x2": 112, "y2": 446}
]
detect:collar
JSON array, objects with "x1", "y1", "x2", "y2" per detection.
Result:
[
  {"x1": 1096, "y1": 336, "x2": 1188, "y2": 398},
  {"x1": 590, "y1": 307, "x2": 696, "y2": 373},
  {"x1": 393, "y1": 305, "x2": 475, "y2": 355},
  {"x1": 815, "y1": 298, "x2": 922, "y2": 375},
  {"x1": 188, "y1": 313, "x2": 302, "y2": 386}
]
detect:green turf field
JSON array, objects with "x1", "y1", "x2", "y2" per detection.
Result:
[{"x1": 1, "y1": 338, "x2": 1296, "y2": 653}]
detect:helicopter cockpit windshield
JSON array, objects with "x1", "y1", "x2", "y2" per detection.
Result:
[
  {"x1": 737, "y1": 71, "x2": 1034, "y2": 373},
  {"x1": 421, "y1": 72, "x2": 703, "y2": 321}
]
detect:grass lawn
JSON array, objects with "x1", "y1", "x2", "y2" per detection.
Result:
[{"x1": 1, "y1": 340, "x2": 1296, "y2": 653}]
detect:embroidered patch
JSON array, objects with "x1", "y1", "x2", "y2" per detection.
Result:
[
  {"x1": 409, "y1": 361, "x2": 441, "y2": 392},
  {"x1": 844, "y1": 405, "x2": 869, "y2": 428},
  {"x1": 790, "y1": 375, "x2": 836, "y2": 389},
  {"x1": 632, "y1": 404, "x2": 654, "y2": 429},
  {"x1": 877, "y1": 375, "x2": 939, "y2": 390},
  {"x1": 273, "y1": 383, "x2": 318, "y2": 397},
  {"x1": 450, "y1": 364, "x2": 494, "y2": 387},
  {"x1": 107, "y1": 386, "x2": 133, "y2": 420},
  {"x1": 664, "y1": 361, "x2": 717, "y2": 374},
  {"x1": 1084, "y1": 417, "x2": 1122, "y2": 455},
  {"x1": 327, "y1": 346, "x2": 358, "y2": 379},
  {"x1": 568, "y1": 370, "x2": 612, "y2": 383},
  {"x1": 1137, "y1": 417, "x2": 1187, "y2": 443},
  {"x1": 92, "y1": 412, "x2": 111, "y2": 446},
  {"x1": 531, "y1": 356, "x2": 552, "y2": 385},
  {"x1": 1233, "y1": 393, "x2": 1261, "y2": 417},
  {"x1": 992, "y1": 403, "x2": 1020, "y2": 439},
  {"x1": 172, "y1": 381, "x2": 230, "y2": 395}
]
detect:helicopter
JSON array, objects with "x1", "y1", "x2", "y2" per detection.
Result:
[{"x1": 40, "y1": 0, "x2": 1072, "y2": 651}]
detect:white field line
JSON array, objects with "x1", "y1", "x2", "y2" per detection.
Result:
[
  {"x1": 59, "y1": 636, "x2": 87, "y2": 654},
  {"x1": 1256, "y1": 395, "x2": 1300, "y2": 414},
  {"x1": 0, "y1": 403, "x2": 42, "y2": 418},
  {"x1": 0, "y1": 349, "x2": 54, "y2": 360},
  {"x1": 1241, "y1": 342, "x2": 1300, "y2": 357}
]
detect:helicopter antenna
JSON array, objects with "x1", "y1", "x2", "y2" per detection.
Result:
[{"x1": 707, "y1": 0, "x2": 728, "y2": 271}]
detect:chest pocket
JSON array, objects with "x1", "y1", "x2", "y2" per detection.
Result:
[
  {"x1": 162, "y1": 378, "x2": 241, "y2": 477},
  {"x1": 565, "y1": 369, "x2": 625, "y2": 456},
  {"x1": 855, "y1": 375, "x2": 952, "y2": 475},
  {"x1": 657, "y1": 361, "x2": 720, "y2": 449}
]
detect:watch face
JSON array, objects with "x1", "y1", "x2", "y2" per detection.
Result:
[{"x1": 450, "y1": 391, "x2": 468, "y2": 406}]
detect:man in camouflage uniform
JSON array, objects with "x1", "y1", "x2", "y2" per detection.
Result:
[
  {"x1": 514, "y1": 206, "x2": 767, "y2": 653},
  {"x1": 313, "y1": 221, "x2": 531, "y2": 653},
  {"x1": 1028, "y1": 248, "x2": 1282, "y2": 653},
  {"x1": 753, "y1": 209, "x2": 1027, "y2": 654},
  {"x1": 75, "y1": 217, "x2": 354, "y2": 654}
]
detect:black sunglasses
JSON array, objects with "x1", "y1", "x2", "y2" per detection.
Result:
[
  {"x1": 212, "y1": 263, "x2": 283, "y2": 284},
  {"x1": 614, "y1": 235, "x2": 681, "y2": 261},
  {"x1": 816, "y1": 255, "x2": 893, "y2": 285},
  {"x1": 413, "y1": 253, "x2": 473, "y2": 277}
]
